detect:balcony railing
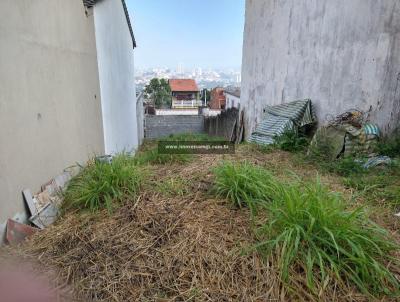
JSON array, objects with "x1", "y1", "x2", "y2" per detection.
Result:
[{"x1": 172, "y1": 100, "x2": 203, "y2": 108}]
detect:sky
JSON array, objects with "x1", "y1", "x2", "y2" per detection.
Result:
[{"x1": 125, "y1": 0, "x2": 245, "y2": 70}]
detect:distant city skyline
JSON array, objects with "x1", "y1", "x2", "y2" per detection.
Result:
[
  {"x1": 125, "y1": 0, "x2": 245, "y2": 70},
  {"x1": 135, "y1": 66, "x2": 241, "y2": 93}
]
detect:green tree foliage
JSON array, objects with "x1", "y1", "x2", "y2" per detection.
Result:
[{"x1": 144, "y1": 78, "x2": 172, "y2": 108}]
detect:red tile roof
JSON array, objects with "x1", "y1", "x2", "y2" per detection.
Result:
[{"x1": 169, "y1": 79, "x2": 199, "y2": 92}]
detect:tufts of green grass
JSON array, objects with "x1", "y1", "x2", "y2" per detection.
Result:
[
  {"x1": 301, "y1": 149, "x2": 366, "y2": 177},
  {"x1": 325, "y1": 157, "x2": 365, "y2": 176},
  {"x1": 343, "y1": 163, "x2": 400, "y2": 208},
  {"x1": 212, "y1": 161, "x2": 400, "y2": 297},
  {"x1": 62, "y1": 153, "x2": 143, "y2": 212},
  {"x1": 254, "y1": 178, "x2": 400, "y2": 297},
  {"x1": 212, "y1": 161, "x2": 282, "y2": 212}
]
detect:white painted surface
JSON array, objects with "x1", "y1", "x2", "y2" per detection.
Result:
[
  {"x1": 202, "y1": 109, "x2": 222, "y2": 117},
  {"x1": 0, "y1": 0, "x2": 105, "y2": 241},
  {"x1": 241, "y1": 0, "x2": 400, "y2": 138},
  {"x1": 225, "y1": 93, "x2": 240, "y2": 109},
  {"x1": 94, "y1": 0, "x2": 138, "y2": 154},
  {"x1": 156, "y1": 109, "x2": 199, "y2": 116}
]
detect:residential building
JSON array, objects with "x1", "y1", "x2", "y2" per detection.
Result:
[
  {"x1": 0, "y1": 0, "x2": 141, "y2": 242},
  {"x1": 209, "y1": 87, "x2": 226, "y2": 110},
  {"x1": 169, "y1": 79, "x2": 202, "y2": 109},
  {"x1": 225, "y1": 88, "x2": 241, "y2": 109},
  {"x1": 241, "y1": 0, "x2": 400, "y2": 139}
]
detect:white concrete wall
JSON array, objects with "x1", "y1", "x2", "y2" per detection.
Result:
[
  {"x1": 0, "y1": 0, "x2": 105, "y2": 241},
  {"x1": 93, "y1": 0, "x2": 138, "y2": 154},
  {"x1": 226, "y1": 94, "x2": 240, "y2": 109},
  {"x1": 241, "y1": 0, "x2": 400, "y2": 138}
]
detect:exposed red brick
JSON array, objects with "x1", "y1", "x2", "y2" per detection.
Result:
[{"x1": 209, "y1": 87, "x2": 226, "y2": 109}]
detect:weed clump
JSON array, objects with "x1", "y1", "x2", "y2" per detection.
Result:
[
  {"x1": 256, "y1": 179, "x2": 400, "y2": 297},
  {"x1": 213, "y1": 162, "x2": 400, "y2": 297},
  {"x1": 63, "y1": 153, "x2": 143, "y2": 212},
  {"x1": 322, "y1": 157, "x2": 365, "y2": 176},
  {"x1": 212, "y1": 161, "x2": 280, "y2": 211},
  {"x1": 274, "y1": 130, "x2": 309, "y2": 152},
  {"x1": 377, "y1": 130, "x2": 400, "y2": 158},
  {"x1": 343, "y1": 162, "x2": 400, "y2": 208}
]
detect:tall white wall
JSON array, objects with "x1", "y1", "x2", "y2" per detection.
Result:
[
  {"x1": 0, "y1": 0, "x2": 105, "y2": 240},
  {"x1": 241, "y1": 0, "x2": 400, "y2": 138},
  {"x1": 93, "y1": 0, "x2": 138, "y2": 154}
]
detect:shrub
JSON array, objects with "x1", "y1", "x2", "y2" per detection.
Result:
[
  {"x1": 63, "y1": 153, "x2": 143, "y2": 212},
  {"x1": 212, "y1": 161, "x2": 282, "y2": 212},
  {"x1": 255, "y1": 179, "x2": 400, "y2": 297},
  {"x1": 274, "y1": 130, "x2": 309, "y2": 152}
]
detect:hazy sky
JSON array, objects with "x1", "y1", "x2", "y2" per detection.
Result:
[{"x1": 125, "y1": 0, "x2": 245, "y2": 70}]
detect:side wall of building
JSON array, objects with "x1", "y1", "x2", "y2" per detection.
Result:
[
  {"x1": 94, "y1": 0, "x2": 138, "y2": 154},
  {"x1": 226, "y1": 94, "x2": 240, "y2": 109},
  {"x1": 241, "y1": 0, "x2": 400, "y2": 138},
  {"x1": 0, "y1": 0, "x2": 105, "y2": 239}
]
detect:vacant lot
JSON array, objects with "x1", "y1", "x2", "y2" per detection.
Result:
[{"x1": 3, "y1": 136, "x2": 400, "y2": 301}]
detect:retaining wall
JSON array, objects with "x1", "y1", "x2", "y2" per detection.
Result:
[{"x1": 145, "y1": 115, "x2": 205, "y2": 139}]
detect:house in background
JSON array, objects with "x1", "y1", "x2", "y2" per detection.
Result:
[
  {"x1": 225, "y1": 88, "x2": 241, "y2": 109},
  {"x1": 241, "y1": 0, "x2": 400, "y2": 138},
  {"x1": 209, "y1": 87, "x2": 226, "y2": 110},
  {"x1": 0, "y1": 0, "x2": 140, "y2": 243},
  {"x1": 169, "y1": 79, "x2": 202, "y2": 109}
]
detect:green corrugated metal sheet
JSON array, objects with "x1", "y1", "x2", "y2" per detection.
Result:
[{"x1": 250, "y1": 99, "x2": 316, "y2": 145}]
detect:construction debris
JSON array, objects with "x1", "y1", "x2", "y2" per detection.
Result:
[
  {"x1": 249, "y1": 99, "x2": 316, "y2": 145},
  {"x1": 29, "y1": 202, "x2": 60, "y2": 230},
  {"x1": 310, "y1": 110, "x2": 382, "y2": 160},
  {"x1": 21, "y1": 171, "x2": 72, "y2": 230},
  {"x1": 22, "y1": 189, "x2": 38, "y2": 217},
  {"x1": 6, "y1": 219, "x2": 38, "y2": 245},
  {"x1": 362, "y1": 155, "x2": 392, "y2": 169}
]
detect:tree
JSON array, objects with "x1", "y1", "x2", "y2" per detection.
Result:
[{"x1": 144, "y1": 78, "x2": 172, "y2": 108}]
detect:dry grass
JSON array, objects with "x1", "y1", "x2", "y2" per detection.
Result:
[
  {"x1": 3, "y1": 144, "x2": 400, "y2": 301},
  {"x1": 17, "y1": 192, "x2": 283, "y2": 301}
]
